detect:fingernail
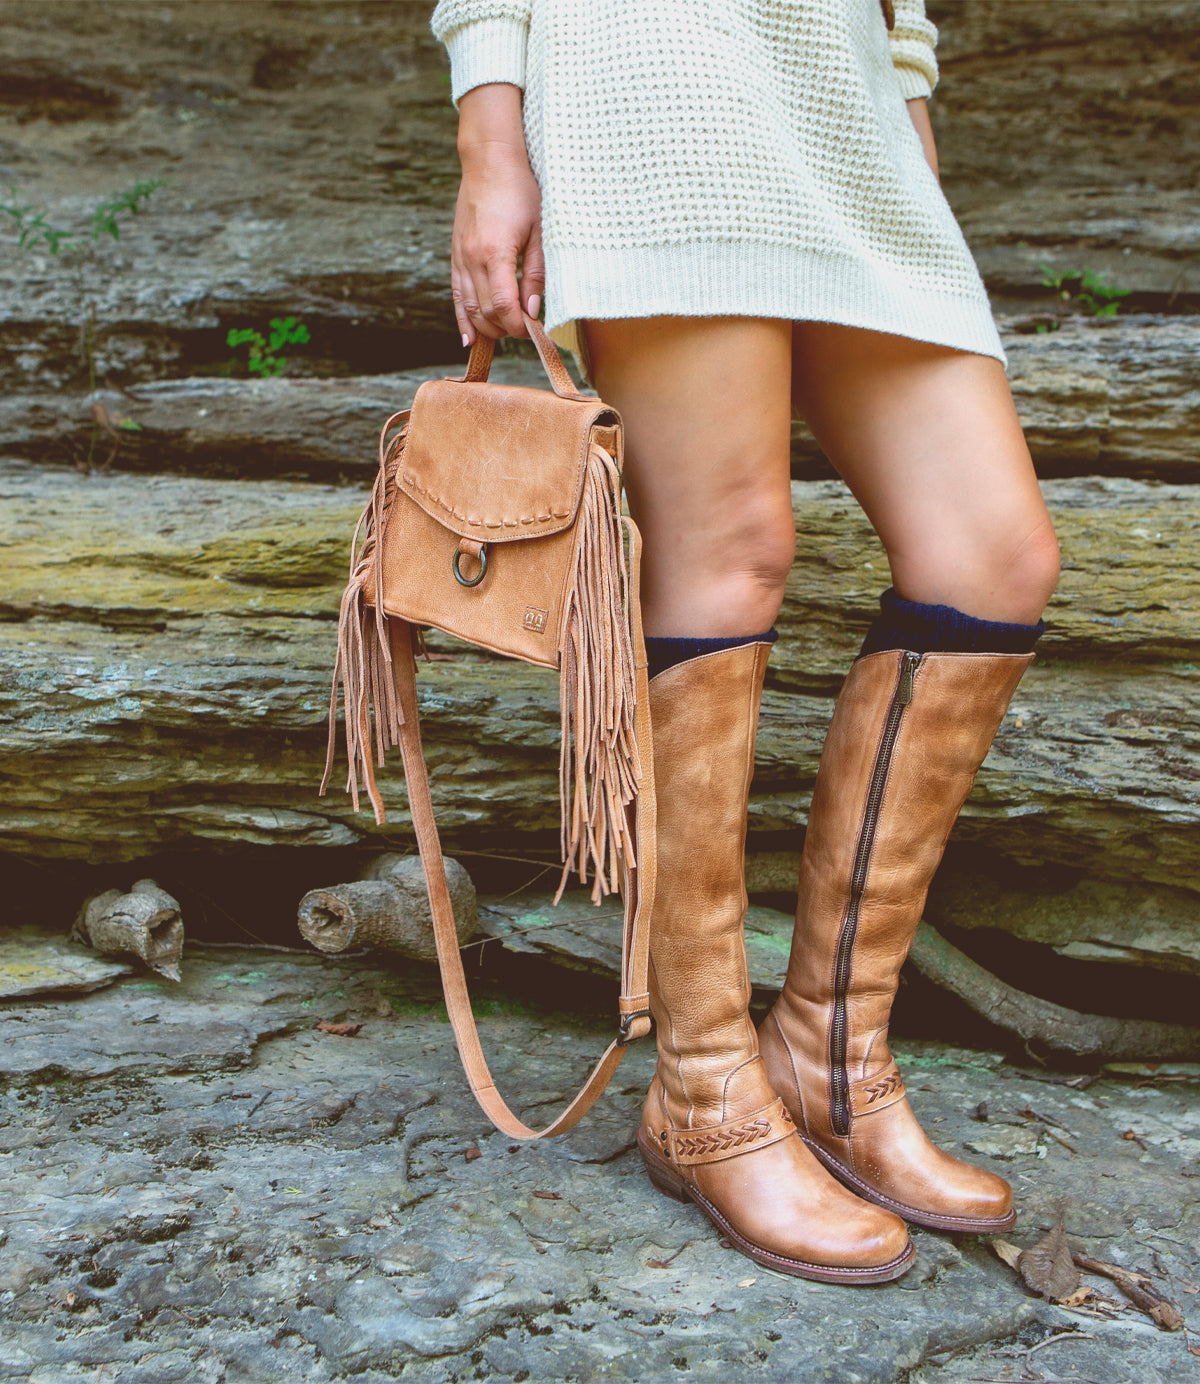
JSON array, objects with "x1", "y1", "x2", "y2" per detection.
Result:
[
  {"x1": 527, "y1": 295, "x2": 540, "y2": 319},
  {"x1": 462, "y1": 333, "x2": 470, "y2": 349}
]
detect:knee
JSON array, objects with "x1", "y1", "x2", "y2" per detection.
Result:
[
  {"x1": 1011, "y1": 518, "x2": 1061, "y2": 613},
  {"x1": 890, "y1": 513, "x2": 1061, "y2": 626},
  {"x1": 719, "y1": 505, "x2": 797, "y2": 615},
  {"x1": 669, "y1": 501, "x2": 795, "y2": 634}
]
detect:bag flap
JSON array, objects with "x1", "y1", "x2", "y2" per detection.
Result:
[{"x1": 398, "y1": 378, "x2": 614, "y2": 543}]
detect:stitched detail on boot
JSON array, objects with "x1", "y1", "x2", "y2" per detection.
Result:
[
  {"x1": 667, "y1": 1100, "x2": 795, "y2": 1167},
  {"x1": 849, "y1": 1061, "x2": 907, "y2": 1118},
  {"x1": 863, "y1": 1071, "x2": 903, "y2": 1104},
  {"x1": 675, "y1": 1118, "x2": 770, "y2": 1157}
]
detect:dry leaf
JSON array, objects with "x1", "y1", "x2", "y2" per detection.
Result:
[
  {"x1": 737, "y1": 1277, "x2": 757, "y2": 1288},
  {"x1": 991, "y1": 1239, "x2": 1023, "y2": 1271},
  {"x1": 1058, "y1": 1286, "x2": 1094, "y2": 1308},
  {"x1": 1018, "y1": 1220, "x2": 1081, "y2": 1302},
  {"x1": 532, "y1": 1190, "x2": 561, "y2": 1201},
  {"x1": 315, "y1": 1019, "x2": 362, "y2": 1037},
  {"x1": 1150, "y1": 1301, "x2": 1184, "y2": 1331},
  {"x1": 463, "y1": 1147, "x2": 482, "y2": 1163}
]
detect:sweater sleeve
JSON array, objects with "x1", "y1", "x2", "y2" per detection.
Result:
[
  {"x1": 429, "y1": 1, "x2": 532, "y2": 108},
  {"x1": 888, "y1": 0, "x2": 939, "y2": 101}
]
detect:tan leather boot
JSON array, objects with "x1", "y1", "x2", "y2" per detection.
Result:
[
  {"x1": 759, "y1": 649, "x2": 1034, "y2": 1233},
  {"x1": 636, "y1": 643, "x2": 914, "y2": 1283}
]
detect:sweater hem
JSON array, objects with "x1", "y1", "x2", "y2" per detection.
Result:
[{"x1": 545, "y1": 240, "x2": 1005, "y2": 369}]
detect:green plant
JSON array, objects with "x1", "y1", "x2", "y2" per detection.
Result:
[
  {"x1": 1, "y1": 178, "x2": 163, "y2": 256},
  {"x1": 225, "y1": 316, "x2": 310, "y2": 378},
  {"x1": 1, "y1": 178, "x2": 165, "y2": 470},
  {"x1": 1039, "y1": 262, "x2": 1132, "y2": 319}
]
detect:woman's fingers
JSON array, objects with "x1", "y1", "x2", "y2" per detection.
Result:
[
  {"x1": 520, "y1": 219, "x2": 546, "y2": 320},
  {"x1": 450, "y1": 264, "x2": 473, "y2": 347},
  {"x1": 478, "y1": 248, "x2": 528, "y2": 339}
]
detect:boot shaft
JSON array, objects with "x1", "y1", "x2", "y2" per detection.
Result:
[
  {"x1": 646, "y1": 642, "x2": 771, "y2": 1128},
  {"x1": 770, "y1": 650, "x2": 1031, "y2": 1141}
]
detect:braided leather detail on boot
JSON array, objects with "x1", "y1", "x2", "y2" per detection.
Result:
[
  {"x1": 663, "y1": 1100, "x2": 795, "y2": 1167},
  {"x1": 849, "y1": 1063, "x2": 907, "y2": 1117}
]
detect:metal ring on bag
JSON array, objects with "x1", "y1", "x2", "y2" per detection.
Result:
[{"x1": 452, "y1": 544, "x2": 488, "y2": 588}]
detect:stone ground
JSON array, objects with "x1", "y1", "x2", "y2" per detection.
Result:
[{"x1": 2, "y1": 939, "x2": 1198, "y2": 1383}]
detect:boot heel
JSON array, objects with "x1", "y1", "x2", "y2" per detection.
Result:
[{"x1": 637, "y1": 1130, "x2": 690, "y2": 1203}]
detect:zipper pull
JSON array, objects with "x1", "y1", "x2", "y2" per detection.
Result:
[{"x1": 899, "y1": 651, "x2": 920, "y2": 705}]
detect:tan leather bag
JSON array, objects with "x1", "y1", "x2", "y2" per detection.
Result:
[{"x1": 321, "y1": 314, "x2": 656, "y2": 1139}]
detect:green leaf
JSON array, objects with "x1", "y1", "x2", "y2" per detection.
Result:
[
  {"x1": 226, "y1": 328, "x2": 264, "y2": 351},
  {"x1": 268, "y1": 316, "x2": 308, "y2": 351},
  {"x1": 118, "y1": 418, "x2": 143, "y2": 432}
]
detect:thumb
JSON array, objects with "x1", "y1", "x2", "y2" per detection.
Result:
[{"x1": 520, "y1": 220, "x2": 546, "y2": 321}]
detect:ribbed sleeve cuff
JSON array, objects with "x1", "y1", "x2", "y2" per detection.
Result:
[
  {"x1": 889, "y1": 0, "x2": 938, "y2": 98},
  {"x1": 892, "y1": 62, "x2": 936, "y2": 101},
  {"x1": 442, "y1": 16, "x2": 528, "y2": 107}
]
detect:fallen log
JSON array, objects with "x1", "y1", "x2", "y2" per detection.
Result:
[
  {"x1": 906, "y1": 922, "x2": 1200, "y2": 1063},
  {"x1": 297, "y1": 853, "x2": 476, "y2": 962},
  {"x1": 72, "y1": 879, "x2": 184, "y2": 982}
]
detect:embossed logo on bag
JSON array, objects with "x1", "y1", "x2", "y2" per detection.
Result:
[{"x1": 523, "y1": 607, "x2": 548, "y2": 634}]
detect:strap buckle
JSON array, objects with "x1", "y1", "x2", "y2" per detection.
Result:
[{"x1": 617, "y1": 1008, "x2": 651, "y2": 1046}]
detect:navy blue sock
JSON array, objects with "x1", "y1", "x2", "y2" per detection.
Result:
[
  {"x1": 858, "y1": 588, "x2": 1043, "y2": 658},
  {"x1": 645, "y1": 629, "x2": 778, "y2": 680}
]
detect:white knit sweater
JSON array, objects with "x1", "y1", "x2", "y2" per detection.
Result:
[{"x1": 431, "y1": 0, "x2": 1004, "y2": 365}]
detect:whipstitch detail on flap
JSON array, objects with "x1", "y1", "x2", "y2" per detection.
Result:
[{"x1": 399, "y1": 470, "x2": 572, "y2": 530}]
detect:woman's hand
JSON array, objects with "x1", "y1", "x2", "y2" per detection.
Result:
[
  {"x1": 905, "y1": 97, "x2": 939, "y2": 183},
  {"x1": 452, "y1": 83, "x2": 544, "y2": 345}
]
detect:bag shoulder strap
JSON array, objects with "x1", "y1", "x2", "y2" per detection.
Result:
[{"x1": 389, "y1": 515, "x2": 655, "y2": 1140}]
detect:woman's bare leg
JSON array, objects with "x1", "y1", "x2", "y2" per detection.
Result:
[
  {"x1": 790, "y1": 323, "x2": 1060, "y2": 622},
  {"x1": 587, "y1": 315, "x2": 915, "y2": 1280},
  {"x1": 583, "y1": 316, "x2": 795, "y2": 636}
]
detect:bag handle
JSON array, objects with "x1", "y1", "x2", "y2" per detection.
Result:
[
  {"x1": 389, "y1": 518, "x2": 656, "y2": 1139},
  {"x1": 461, "y1": 311, "x2": 593, "y2": 404}
]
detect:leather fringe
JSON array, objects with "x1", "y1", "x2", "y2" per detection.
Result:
[
  {"x1": 556, "y1": 443, "x2": 641, "y2": 904},
  {"x1": 320, "y1": 410, "x2": 410, "y2": 824}
]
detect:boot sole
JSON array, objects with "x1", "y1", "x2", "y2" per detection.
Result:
[
  {"x1": 803, "y1": 1137, "x2": 1018, "y2": 1235},
  {"x1": 636, "y1": 1129, "x2": 915, "y2": 1284}
]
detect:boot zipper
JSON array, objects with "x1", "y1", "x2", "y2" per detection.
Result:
[{"x1": 829, "y1": 651, "x2": 921, "y2": 1138}]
